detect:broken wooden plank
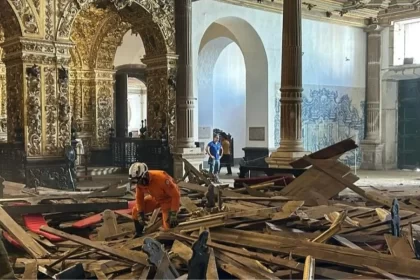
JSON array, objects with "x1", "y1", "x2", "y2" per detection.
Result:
[
  {"x1": 94, "y1": 270, "x2": 108, "y2": 280},
  {"x1": 290, "y1": 138, "x2": 358, "y2": 168},
  {"x1": 40, "y1": 226, "x2": 148, "y2": 266},
  {"x1": 3, "y1": 202, "x2": 128, "y2": 216},
  {"x1": 220, "y1": 249, "x2": 278, "y2": 279},
  {"x1": 15, "y1": 258, "x2": 130, "y2": 273},
  {"x1": 364, "y1": 265, "x2": 404, "y2": 280},
  {"x1": 0, "y1": 207, "x2": 49, "y2": 258},
  {"x1": 303, "y1": 256, "x2": 315, "y2": 280},
  {"x1": 47, "y1": 246, "x2": 84, "y2": 269},
  {"x1": 172, "y1": 233, "x2": 359, "y2": 279},
  {"x1": 384, "y1": 234, "x2": 416, "y2": 259},
  {"x1": 23, "y1": 261, "x2": 38, "y2": 280},
  {"x1": 312, "y1": 211, "x2": 347, "y2": 243},
  {"x1": 205, "y1": 228, "x2": 420, "y2": 278},
  {"x1": 180, "y1": 197, "x2": 199, "y2": 213},
  {"x1": 171, "y1": 240, "x2": 193, "y2": 264},
  {"x1": 97, "y1": 210, "x2": 122, "y2": 241}
]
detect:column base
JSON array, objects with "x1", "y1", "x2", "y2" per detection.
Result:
[
  {"x1": 26, "y1": 158, "x2": 75, "y2": 190},
  {"x1": 265, "y1": 150, "x2": 308, "y2": 168},
  {"x1": 360, "y1": 141, "x2": 384, "y2": 170},
  {"x1": 173, "y1": 147, "x2": 204, "y2": 179}
]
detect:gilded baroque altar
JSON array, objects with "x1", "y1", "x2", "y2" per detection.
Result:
[{"x1": 0, "y1": 0, "x2": 178, "y2": 188}]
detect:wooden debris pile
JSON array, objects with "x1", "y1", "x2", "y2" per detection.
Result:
[{"x1": 1, "y1": 139, "x2": 420, "y2": 279}]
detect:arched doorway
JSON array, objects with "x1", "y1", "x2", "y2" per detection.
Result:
[
  {"x1": 127, "y1": 78, "x2": 147, "y2": 135},
  {"x1": 65, "y1": 1, "x2": 175, "y2": 169},
  {"x1": 198, "y1": 17, "x2": 268, "y2": 161},
  {"x1": 114, "y1": 64, "x2": 147, "y2": 138},
  {"x1": 65, "y1": 1, "x2": 175, "y2": 148}
]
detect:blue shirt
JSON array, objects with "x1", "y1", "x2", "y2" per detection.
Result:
[{"x1": 207, "y1": 141, "x2": 221, "y2": 160}]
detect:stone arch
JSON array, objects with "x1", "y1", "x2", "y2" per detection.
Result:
[
  {"x1": 92, "y1": 15, "x2": 130, "y2": 70},
  {"x1": 198, "y1": 16, "x2": 269, "y2": 152},
  {"x1": 57, "y1": 0, "x2": 174, "y2": 55},
  {"x1": 0, "y1": 0, "x2": 34, "y2": 39}
]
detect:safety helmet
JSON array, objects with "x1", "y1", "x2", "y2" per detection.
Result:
[{"x1": 129, "y1": 162, "x2": 148, "y2": 179}]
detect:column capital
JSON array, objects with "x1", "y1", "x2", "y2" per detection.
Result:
[
  {"x1": 0, "y1": 37, "x2": 73, "y2": 66},
  {"x1": 142, "y1": 53, "x2": 178, "y2": 69},
  {"x1": 365, "y1": 24, "x2": 384, "y2": 34}
]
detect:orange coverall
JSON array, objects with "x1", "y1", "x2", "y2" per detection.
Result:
[{"x1": 131, "y1": 170, "x2": 180, "y2": 230}]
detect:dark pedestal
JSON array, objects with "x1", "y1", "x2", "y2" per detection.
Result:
[
  {"x1": 90, "y1": 149, "x2": 112, "y2": 167},
  {"x1": 26, "y1": 158, "x2": 74, "y2": 189},
  {"x1": 241, "y1": 147, "x2": 271, "y2": 177}
]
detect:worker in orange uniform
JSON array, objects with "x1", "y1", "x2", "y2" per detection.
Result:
[{"x1": 129, "y1": 162, "x2": 180, "y2": 237}]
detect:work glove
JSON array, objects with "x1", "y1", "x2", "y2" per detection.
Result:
[
  {"x1": 168, "y1": 211, "x2": 179, "y2": 228},
  {"x1": 138, "y1": 211, "x2": 146, "y2": 226}
]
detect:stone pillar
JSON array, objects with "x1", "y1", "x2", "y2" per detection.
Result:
[
  {"x1": 115, "y1": 72, "x2": 128, "y2": 138},
  {"x1": 173, "y1": 0, "x2": 203, "y2": 179},
  {"x1": 266, "y1": 0, "x2": 307, "y2": 168},
  {"x1": 360, "y1": 25, "x2": 384, "y2": 170}
]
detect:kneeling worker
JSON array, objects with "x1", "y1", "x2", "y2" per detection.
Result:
[{"x1": 129, "y1": 162, "x2": 180, "y2": 236}]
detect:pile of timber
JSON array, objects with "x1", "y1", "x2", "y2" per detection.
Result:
[{"x1": 1, "y1": 140, "x2": 420, "y2": 279}]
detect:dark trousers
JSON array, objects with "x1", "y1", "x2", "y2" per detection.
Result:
[{"x1": 220, "y1": 154, "x2": 232, "y2": 174}]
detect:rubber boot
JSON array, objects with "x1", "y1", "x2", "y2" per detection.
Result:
[{"x1": 133, "y1": 220, "x2": 144, "y2": 238}]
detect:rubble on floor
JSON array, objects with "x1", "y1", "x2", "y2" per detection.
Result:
[{"x1": 1, "y1": 139, "x2": 420, "y2": 279}]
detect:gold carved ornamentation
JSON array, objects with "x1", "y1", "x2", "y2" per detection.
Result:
[
  {"x1": 110, "y1": 0, "x2": 135, "y2": 10},
  {"x1": 0, "y1": 30, "x2": 6, "y2": 140},
  {"x1": 59, "y1": 0, "x2": 175, "y2": 55},
  {"x1": 167, "y1": 64, "x2": 177, "y2": 151},
  {"x1": 6, "y1": 65, "x2": 23, "y2": 142},
  {"x1": 143, "y1": 55, "x2": 177, "y2": 150},
  {"x1": 93, "y1": 15, "x2": 130, "y2": 69},
  {"x1": 0, "y1": 63, "x2": 6, "y2": 140},
  {"x1": 26, "y1": 64, "x2": 42, "y2": 156},
  {"x1": 58, "y1": 66, "x2": 71, "y2": 150},
  {"x1": 45, "y1": 0, "x2": 54, "y2": 40},
  {"x1": 8, "y1": 0, "x2": 40, "y2": 35},
  {"x1": 96, "y1": 85, "x2": 113, "y2": 147},
  {"x1": 44, "y1": 66, "x2": 58, "y2": 154},
  {"x1": 0, "y1": 1, "x2": 23, "y2": 38}
]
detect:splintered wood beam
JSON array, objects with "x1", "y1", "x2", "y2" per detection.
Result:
[
  {"x1": 2, "y1": 202, "x2": 128, "y2": 216},
  {"x1": 364, "y1": 265, "x2": 405, "y2": 280},
  {"x1": 303, "y1": 256, "x2": 315, "y2": 280},
  {"x1": 0, "y1": 207, "x2": 49, "y2": 258},
  {"x1": 312, "y1": 211, "x2": 347, "y2": 243},
  {"x1": 203, "y1": 228, "x2": 420, "y2": 278},
  {"x1": 384, "y1": 234, "x2": 416, "y2": 259},
  {"x1": 23, "y1": 261, "x2": 38, "y2": 280},
  {"x1": 15, "y1": 259, "x2": 130, "y2": 273},
  {"x1": 40, "y1": 226, "x2": 149, "y2": 266}
]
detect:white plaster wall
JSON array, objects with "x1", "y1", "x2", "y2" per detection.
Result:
[
  {"x1": 212, "y1": 43, "x2": 246, "y2": 158},
  {"x1": 114, "y1": 30, "x2": 145, "y2": 67},
  {"x1": 193, "y1": 0, "x2": 366, "y2": 153}
]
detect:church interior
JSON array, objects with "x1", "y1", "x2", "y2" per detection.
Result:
[{"x1": 2, "y1": 0, "x2": 420, "y2": 278}]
